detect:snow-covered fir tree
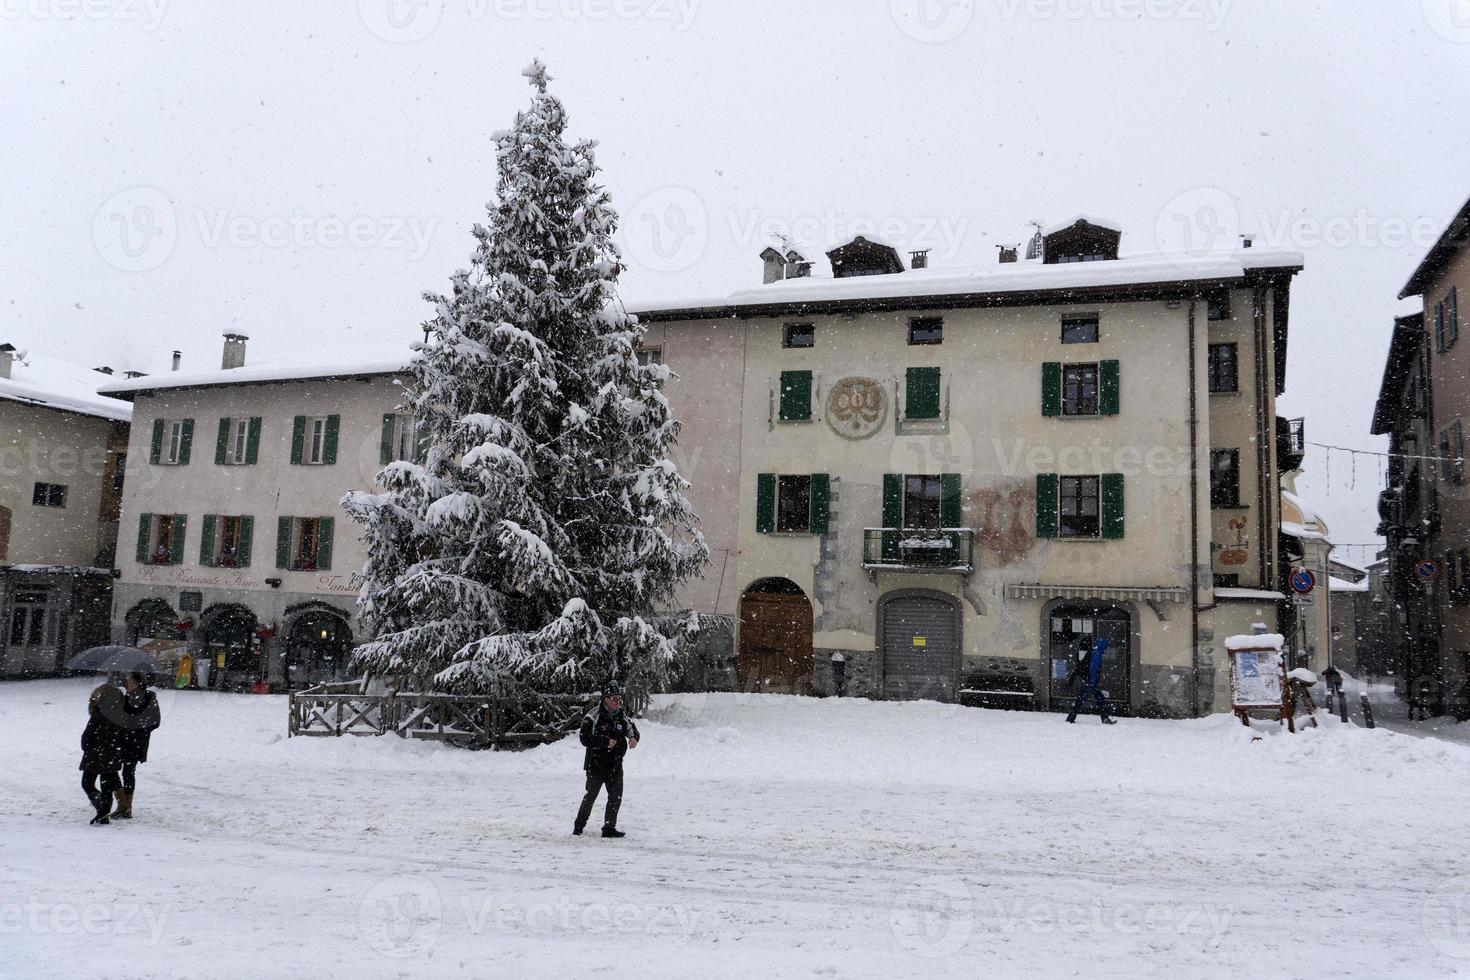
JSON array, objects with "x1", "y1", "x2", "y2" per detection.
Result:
[{"x1": 344, "y1": 61, "x2": 708, "y2": 695}]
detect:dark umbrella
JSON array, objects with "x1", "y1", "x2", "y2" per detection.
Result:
[{"x1": 67, "y1": 645, "x2": 171, "y2": 678}]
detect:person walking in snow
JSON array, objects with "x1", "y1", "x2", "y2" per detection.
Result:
[
  {"x1": 113, "y1": 671, "x2": 162, "y2": 820},
  {"x1": 79, "y1": 676, "x2": 128, "y2": 825},
  {"x1": 573, "y1": 681, "x2": 640, "y2": 838},
  {"x1": 1065, "y1": 636, "x2": 1117, "y2": 725}
]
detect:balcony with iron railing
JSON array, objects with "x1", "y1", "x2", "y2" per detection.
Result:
[
  {"x1": 861, "y1": 527, "x2": 974, "y2": 575},
  {"x1": 1278, "y1": 416, "x2": 1306, "y2": 472}
]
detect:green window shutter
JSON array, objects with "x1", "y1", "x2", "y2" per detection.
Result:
[
  {"x1": 1041, "y1": 362, "x2": 1062, "y2": 416},
  {"x1": 277, "y1": 517, "x2": 293, "y2": 568},
  {"x1": 170, "y1": 514, "x2": 187, "y2": 565},
  {"x1": 1101, "y1": 473, "x2": 1126, "y2": 539},
  {"x1": 1035, "y1": 474, "x2": 1059, "y2": 539},
  {"x1": 1451, "y1": 287, "x2": 1460, "y2": 344},
  {"x1": 136, "y1": 513, "x2": 151, "y2": 563},
  {"x1": 380, "y1": 413, "x2": 396, "y2": 465},
  {"x1": 810, "y1": 474, "x2": 831, "y2": 534},
  {"x1": 905, "y1": 367, "x2": 941, "y2": 420},
  {"x1": 178, "y1": 419, "x2": 194, "y2": 464},
  {"x1": 149, "y1": 419, "x2": 164, "y2": 464},
  {"x1": 214, "y1": 418, "x2": 230, "y2": 465},
  {"x1": 756, "y1": 474, "x2": 776, "y2": 533},
  {"x1": 940, "y1": 473, "x2": 962, "y2": 526},
  {"x1": 290, "y1": 416, "x2": 306, "y2": 464},
  {"x1": 246, "y1": 418, "x2": 262, "y2": 464},
  {"x1": 323, "y1": 415, "x2": 340, "y2": 464},
  {"x1": 237, "y1": 516, "x2": 254, "y2": 568},
  {"x1": 882, "y1": 473, "x2": 903, "y2": 560},
  {"x1": 317, "y1": 517, "x2": 334, "y2": 570},
  {"x1": 1099, "y1": 360, "x2": 1121, "y2": 416},
  {"x1": 778, "y1": 371, "x2": 812, "y2": 422},
  {"x1": 199, "y1": 514, "x2": 217, "y2": 566},
  {"x1": 1437, "y1": 304, "x2": 1446, "y2": 352}
]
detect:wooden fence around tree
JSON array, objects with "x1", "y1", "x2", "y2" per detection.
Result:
[{"x1": 287, "y1": 680, "x2": 647, "y2": 749}]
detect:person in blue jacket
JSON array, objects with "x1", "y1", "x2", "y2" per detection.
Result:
[{"x1": 1066, "y1": 636, "x2": 1117, "y2": 724}]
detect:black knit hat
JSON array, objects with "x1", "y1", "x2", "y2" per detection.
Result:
[{"x1": 602, "y1": 680, "x2": 622, "y2": 697}]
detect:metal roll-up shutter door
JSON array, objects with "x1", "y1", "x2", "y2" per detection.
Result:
[{"x1": 882, "y1": 595, "x2": 959, "y2": 701}]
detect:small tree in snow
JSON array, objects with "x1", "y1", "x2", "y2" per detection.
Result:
[{"x1": 344, "y1": 61, "x2": 708, "y2": 695}]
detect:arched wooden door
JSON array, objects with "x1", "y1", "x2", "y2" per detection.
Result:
[{"x1": 738, "y1": 579, "x2": 813, "y2": 693}]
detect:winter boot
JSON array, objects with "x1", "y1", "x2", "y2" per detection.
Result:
[
  {"x1": 601, "y1": 827, "x2": 625, "y2": 839},
  {"x1": 1101, "y1": 717, "x2": 1118, "y2": 725},
  {"x1": 572, "y1": 826, "x2": 583, "y2": 836},
  {"x1": 112, "y1": 790, "x2": 133, "y2": 819}
]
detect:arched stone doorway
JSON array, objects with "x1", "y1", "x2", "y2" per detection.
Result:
[
  {"x1": 125, "y1": 598, "x2": 178, "y2": 645},
  {"x1": 878, "y1": 589, "x2": 962, "y2": 702},
  {"x1": 738, "y1": 578, "x2": 813, "y2": 694},
  {"x1": 1043, "y1": 600, "x2": 1134, "y2": 715},
  {"x1": 284, "y1": 606, "x2": 353, "y2": 689},
  {"x1": 200, "y1": 604, "x2": 259, "y2": 690}
]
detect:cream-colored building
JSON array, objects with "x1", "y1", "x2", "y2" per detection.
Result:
[
  {"x1": 99, "y1": 336, "x2": 408, "y2": 690},
  {"x1": 0, "y1": 345, "x2": 131, "y2": 677},
  {"x1": 633, "y1": 221, "x2": 1304, "y2": 716}
]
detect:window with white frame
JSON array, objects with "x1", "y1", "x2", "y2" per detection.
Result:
[
  {"x1": 307, "y1": 417, "x2": 329, "y2": 464},
  {"x1": 163, "y1": 420, "x2": 186, "y2": 464}
]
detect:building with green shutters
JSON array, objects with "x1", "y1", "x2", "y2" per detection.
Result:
[
  {"x1": 98, "y1": 335, "x2": 409, "y2": 691},
  {"x1": 631, "y1": 220, "x2": 1305, "y2": 717}
]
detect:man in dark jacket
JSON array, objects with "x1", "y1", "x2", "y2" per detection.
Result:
[
  {"x1": 79, "y1": 677, "x2": 128, "y2": 825},
  {"x1": 573, "y1": 681, "x2": 640, "y2": 838},
  {"x1": 114, "y1": 672, "x2": 162, "y2": 819},
  {"x1": 1065, "y1": 637, "x2": 1117, "y2": 725}
]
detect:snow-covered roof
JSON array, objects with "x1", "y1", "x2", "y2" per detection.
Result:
[
  {"x1": 1042, "y1": 214, "x2": 1122, "y2": 236},
  {"x1": 97, "y1": 345, "x2": 412, "y2": 397},
  {"x1": 1214, "y1": 587, "x2": 1287, "y2": 601},
  {"x1": 1281, "y1": 488, "x2": 1331, "y2": 545},
  {"x1": 0, "y1": 350, "x2": 132, "y2": 422},
  {"x1": 627, "y1": 246, "x2": 1303, "y2": 318},
  {"x1": 3, "y1": 563, "x2": 112, "y2": 576},
  {"x1": 1226, "y1": 633, "x2": 1285, "y2": 651},
  {"x1": 1330, "y1": 554, "x2": 1370, "y2": 576},
  {"x1": 1329, "y1": 576, "x2": 1371, "y2": 594}
]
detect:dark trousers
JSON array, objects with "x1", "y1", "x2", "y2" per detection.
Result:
[
  {"x1": 1067, "y1": 683, "x2": 1111, "y2": 722},
  {"x1": 574, "y1": 766, "x2": 623, "y2": 831},
  {"x1": 121, "y1": 761, "x2": 137, "y2": 793},
  {"x1": 82, "y1": 770, "x2": 120, "y2": 814}
]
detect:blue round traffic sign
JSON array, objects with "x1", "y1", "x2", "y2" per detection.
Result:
[
  {"x1": 1416, "y1": 560, "x2": 1441, "y2": 582},
  {"x1": 1290, "y1": 568, "x2": 1316, "y2": 595}
]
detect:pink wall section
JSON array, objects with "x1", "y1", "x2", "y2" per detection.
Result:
[{"x1": 641, "y1": 317, "x2": 745, "y2": 617}]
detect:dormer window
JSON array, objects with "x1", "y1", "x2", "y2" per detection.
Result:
[
  {"x1": 1042, "y1": 218, "x2": 1121, "y2": 264},
  {"x1": 826, "y1": 236, "x2": 905, "y2": 278}
]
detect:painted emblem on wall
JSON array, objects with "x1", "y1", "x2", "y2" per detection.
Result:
[
  {"x1": 1219, "y1": 517, "x2": 1250, "y2": 567},
  {"x1": 969, "y1": 486, "x2": 1036, "y2": 567},
  {"x1": 826, "y1": 377, "x2": 887, "y2": 440}
]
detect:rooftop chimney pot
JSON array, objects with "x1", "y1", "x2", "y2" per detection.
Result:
[
  {"x1": 172, "y1": 351, "x2": 182, "y2": 372},
  {"x1": 0, "y1": 344, "x2": 15, "y2": 381},
  {"x1": 910, "y1": 249, "x2": 930, "y2": 270},
  {"x1": 221, "y1": 334, "x2": 248, "y2": 370}
]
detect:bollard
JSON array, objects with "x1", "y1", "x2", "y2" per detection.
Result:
[
  {"x1": 1337, "y1": 688, "x2": 1348, "y2": 724},
  {"x1": 830, "y1": 652, "x2": 846, "y2": 698},
  {"x1": 1360, "y1": 692, "x2": 1375, "y2": 729}
]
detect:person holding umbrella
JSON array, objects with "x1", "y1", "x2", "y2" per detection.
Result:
[
  {"x1": 67, "y1": 645, "x2": 169, "y2": 825},
  {"x1": 113, "y1": 671, "x2": 162, "y2": 819},
  {"x1": 79, "y1": 675, "x2": 128, "y2": 825}
]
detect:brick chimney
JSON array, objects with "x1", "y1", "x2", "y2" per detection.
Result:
[{"x1": 222, "y1": 333, "x2": 248, "y2": 370}]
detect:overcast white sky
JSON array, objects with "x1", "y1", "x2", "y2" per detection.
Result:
[{"x1": 4, "y1": 0, "x2": 1469, "y2": 554}]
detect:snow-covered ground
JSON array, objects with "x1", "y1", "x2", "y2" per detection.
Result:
[{"x1": 5, "y1": 679, "x2": 1470, "y2": 979}]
